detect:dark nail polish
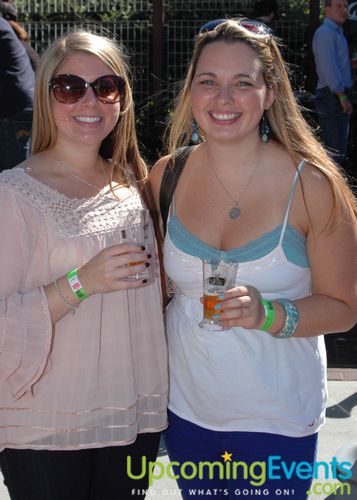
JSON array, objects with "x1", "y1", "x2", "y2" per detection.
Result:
[
  {"x1": 141, "y1": 246, "x2": 146, "y2": 251},
  {"x1": 142, "y1": 279, "x2": 148, "y2": 284},
  {"x1": 147, "y1": 253, "x2": 152, "y2": 258},
  {"x1": 145, "y1": 262, "x2": 150, "y2": 267}
]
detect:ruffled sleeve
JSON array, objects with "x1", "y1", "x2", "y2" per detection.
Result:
[{"x1": 0, "y1": 182, "x2": 53, "y2": 400}]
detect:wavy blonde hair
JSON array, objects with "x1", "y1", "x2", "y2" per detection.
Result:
[
  {"x1": 31, "y1": 30, "x2": 147, "y2": 187},
  {"x1": 167, "y1": 18, "x2": 356, "y2": 226}
]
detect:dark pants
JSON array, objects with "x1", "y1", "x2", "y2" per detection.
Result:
[
  {"x1": 164, "y1": 410, "x2": 317, "y2": 500},
  {"x1": 0, "y1": 109, "x2": 33, "y2": 171},
  {"x1": 315, "y1": 87, "x2": 350, "y2": 167},
  {"x1": 0, "y1": 432, "x2": 160, "y2": 500}
]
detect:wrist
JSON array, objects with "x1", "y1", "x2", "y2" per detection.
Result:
[
  {"x1": 53, "y1": 275, "x2": 81, "y2": 313},
  {"x1": 259, "y1": 300, "x2": 285, "y2": 334},
  {"x1": 259, "y1": 300, "x2": 275, "y2": 331},
  {"x1": 67, "y1": 268, "x2": 89, "y2": 300},
  {"x1": 337, "y1": 93, "x2": 349, "y2": 102},
  {"x1": 76, "y1": 266, "x2": 93, "y2": 297},
  {"x1": 273, "y1": 299, "x2": 299, "y2": 339}
]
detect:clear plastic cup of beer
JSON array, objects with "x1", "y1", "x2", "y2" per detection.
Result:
[
  {"x1": 199, "y1": 259, "x2": 239, "y2": 331},
  {"x1": 118, "y1": 209, "x2": 153, "y2": 282}
]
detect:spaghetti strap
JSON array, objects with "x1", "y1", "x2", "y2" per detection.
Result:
[
  {"x1": 279, "y1": 161, "x2": 306, "y2": 245},
  {"x1": 168, "y1": 193, "x2": 177, "y2": 222}
]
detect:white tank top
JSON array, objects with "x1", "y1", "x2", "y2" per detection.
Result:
[{"x1": 163, "y1": 162, "x2": 327, "y2": 437}]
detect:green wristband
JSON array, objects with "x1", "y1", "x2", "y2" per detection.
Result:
[
  {"x1": 67, "y1": 268, "x2": 88, "y2": 300},
  {"x1": 338, "y1": 94, "x2": 348, "y2": 102},
  {"x1": 260, "y1": 299, "x2": 275, "y2": 331}
]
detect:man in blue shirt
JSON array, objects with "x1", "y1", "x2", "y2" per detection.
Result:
[{"x1": 312, "y1": 0, "x2": 353, "y2": 166}]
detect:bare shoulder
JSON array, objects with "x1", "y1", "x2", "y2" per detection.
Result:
[
  {"x1": 150, "y1": 155, "x2": 171, "y2": 184},
  {"x1": 299, "y1": 162, "x2": 334, "y2": 204},
  {"x1": 298, "y1": 162, "x2": 341, "y2": 232}
]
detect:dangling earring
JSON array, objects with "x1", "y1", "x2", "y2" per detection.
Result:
[
  {"x1": 191, "y1": 119, "x2": 201, "y2": 144},
  {"x1": 260, "y1": 113, "x2": 270, "y2": 144}
]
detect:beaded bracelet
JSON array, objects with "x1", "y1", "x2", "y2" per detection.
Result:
[
  {"x1": 54, "y1": 279, "x2": 77, "y2": 315},
  {"x1": 260, "y1": 299, "x2": 275, "y2": 331},
  {"x1": 274, "y1": 299, "x2": 299, "y2": 339},
  {"x1": 67, "y1": 268, "x2": 88, "y2": 300}
]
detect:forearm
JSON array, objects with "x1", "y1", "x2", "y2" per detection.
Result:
[
  {"x1": 293, "y1": 294, "x2": 356, "y2": 337},
  {"x1": 43, "y1": 241, "x2": 150, "y2": 323},
  {"x1": 268, "y1": 294, "x2": 357, "y2": 339},
  {"x1": 44, "y1": 274, "x2": 84, "y2": 324}
]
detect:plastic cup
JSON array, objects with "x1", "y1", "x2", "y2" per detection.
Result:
[
  {"x1": 199, "y1": 259, "x2": 239, "y2": 331},
  {"x1": 120, "y1": 209, "x2": 153, "y2": 282}
]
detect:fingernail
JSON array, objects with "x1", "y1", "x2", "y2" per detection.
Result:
[
  {"x1": 147, "y1": 253, "x2": 152, "y2": 258},
  {"x1": 145, "y1": 262, "x2": 150, "y2": 267},
  {"x1": 142, "y1": 279, "x2": 148, "y2": 284},
  {"x1": 141, "y1": 246, "x2": 146, "y2": 251},
  {"x1": 218, "y1": 294, "x2": 225, "y2": 300},
  {"x1": 213, "y1": 314, "x2": 220, "y2": 320},
  {"x1": 214, "y1": 304, "x2": 221, "y2": 310}
]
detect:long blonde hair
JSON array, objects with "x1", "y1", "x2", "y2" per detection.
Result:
[
  {"x1": 167, "y1": 18, "x2": 356, "y2": 226},
  {"x1": 31, "y1": 30, "x2": 147, "y2": 188}
]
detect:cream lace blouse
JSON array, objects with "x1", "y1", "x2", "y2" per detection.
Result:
[{"x1": 0, "y1": 167, "x2": 168, "y2": 450}]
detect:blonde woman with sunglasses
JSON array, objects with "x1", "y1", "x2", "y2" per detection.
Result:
[
  {"x1": 150, "y1": 18, "x2": 357, "y2": 499},
  {"x1": 0, "y1": 31, "x2": 168, "y2": 499}
]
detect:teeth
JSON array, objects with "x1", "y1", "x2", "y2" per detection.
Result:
[
  {"x1": 212, "y1": 113, "x2": 239, "y2": 120},
  {"x1": 75, "y1": 116, "x2": 101, "y2": 123}
]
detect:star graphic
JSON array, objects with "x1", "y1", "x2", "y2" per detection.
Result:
[{"x1": 221, "y1": 451, "x2": 233, "y2": 462}]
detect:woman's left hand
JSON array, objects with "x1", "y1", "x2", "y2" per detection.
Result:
[{"x1": 214, "y1": 285, "x2": 265, "y2": 330}]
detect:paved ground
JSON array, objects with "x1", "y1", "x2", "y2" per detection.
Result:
[{"x1": 0, "y1": 371, "x2": 356, "y2": 499}]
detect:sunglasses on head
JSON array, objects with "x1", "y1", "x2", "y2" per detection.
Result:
[
  {"x1": 49, "y1": 74, "x2": 125, "y2": 104},
  {"x1": 199, "y1": 18, "x2": 271, "y2": 36}
]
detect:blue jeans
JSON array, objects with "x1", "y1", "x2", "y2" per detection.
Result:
[
  {"x1": 0, "y1": 109, "x2": 33, "y2": 171},
  {"x1": 315, "y1": 87, "x2": 350, "y2": 167},
  {"x1": 164, "y1": 410, "x2": 318, "y2": 499}
]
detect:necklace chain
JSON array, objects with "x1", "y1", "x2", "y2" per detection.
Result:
[
  {"x1": 206, "y1": 146, "x2": 263, "y2": 219},
  {"x1": 56, "y1": 156, "x2": 106, "y2": 193}
]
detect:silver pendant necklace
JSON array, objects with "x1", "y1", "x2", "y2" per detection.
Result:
[
  {"x1": 206, "y1": 146, "x2": 263, "y2": 220},
  {"x1": 56, "y1": 156, "x2": 106, "y2": 194}
]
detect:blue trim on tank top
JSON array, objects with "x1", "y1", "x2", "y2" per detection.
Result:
[{"x1": 168, "y1": 215, "x2": 310, "y2": 267}]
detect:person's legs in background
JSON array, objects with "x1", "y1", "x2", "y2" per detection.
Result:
[
  {"x1": 315, "y1": 88, "x2": 350, "y2": 167},
  {"x1": 0, "y1": 109, "x2": 32, "y2": 172}
]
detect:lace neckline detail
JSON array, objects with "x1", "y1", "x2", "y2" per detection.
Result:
[
  {"x1": 20, "y1": 166, "x2": 133, "y2": 203},
  {"x1": 2, "y1": 167, "x2": 143, "y2": 238}
]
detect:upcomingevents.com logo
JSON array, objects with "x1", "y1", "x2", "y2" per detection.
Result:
[{"x1": 126, "y1": 450, "x2": 353, "y2": 496}]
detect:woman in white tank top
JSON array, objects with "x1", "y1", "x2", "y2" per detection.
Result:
[{"x1": 150, "y1": 18, "x2": 357, "y2": 499}]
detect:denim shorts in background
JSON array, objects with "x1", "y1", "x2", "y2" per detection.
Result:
[
  {"x1": 314, "y1": 87, "x2": 350, "y2": 167},
  {"x1": 0, "y1": 108, "x2": 33, "y2": 171}
]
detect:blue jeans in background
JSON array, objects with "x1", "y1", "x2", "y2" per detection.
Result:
[
  {"x1": 0, "y1": 109, "x2": 33, "y2": 171},
  {"x1": 315, "y1": 87, "x2": 350, "y2": 167}
]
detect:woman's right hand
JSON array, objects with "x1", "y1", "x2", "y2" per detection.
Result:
[{"x1": 77, "y1": 243, "x2": 151, "y2": 296}]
